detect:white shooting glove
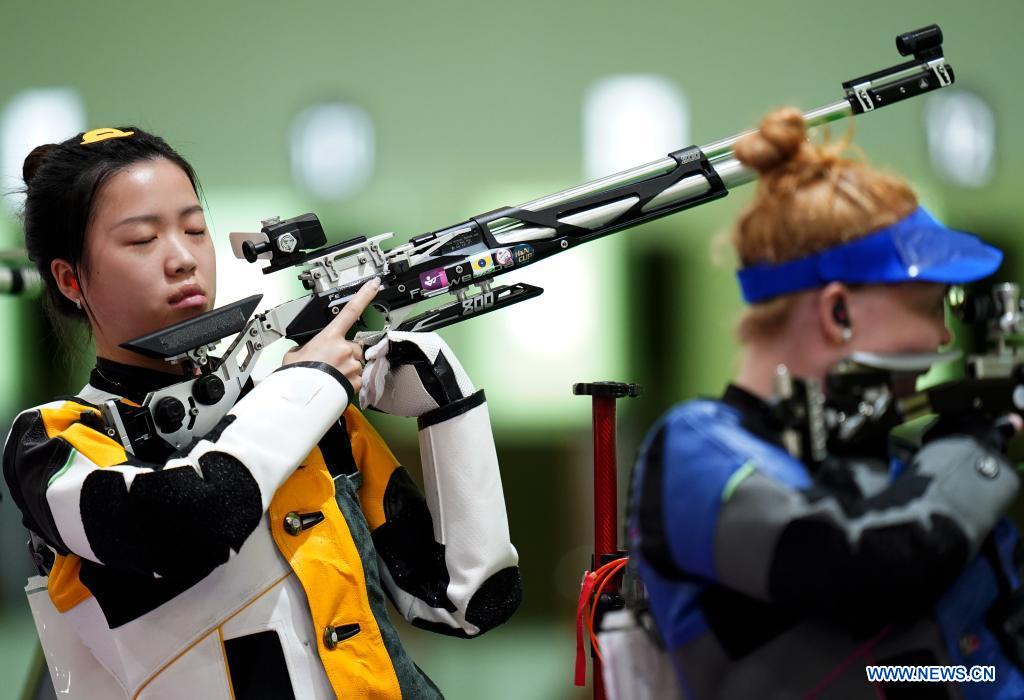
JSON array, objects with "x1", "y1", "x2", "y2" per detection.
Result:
[{"x1": 359, "y1": 331, "x2": 475, "y2": 417}]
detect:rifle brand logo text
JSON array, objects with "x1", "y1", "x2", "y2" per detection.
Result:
[{"x1": 419, "y1": 268, "x2": 450, "y2": 291}]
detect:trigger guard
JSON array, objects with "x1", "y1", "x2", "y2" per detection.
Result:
[{"x1": 354, "y1": 330, "x2": 388, "y2": 348}]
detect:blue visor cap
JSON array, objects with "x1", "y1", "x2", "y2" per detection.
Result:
[{"x1": 737, "y1": 207, "x2": 1003, "y2": 304}]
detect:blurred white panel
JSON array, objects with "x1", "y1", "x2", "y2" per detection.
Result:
[
  {"x1": 583, "y1": 75, "x2": 689, "y2": 180},
  {"x1": 500, "y1": 248, "x2": 599, "y2": 361},
  {"x1": 924, "y1": 90, "x2": 996, "y2": 189},
  {"x1": 1, "y1": 88, "x2": 86, "y2": 214},
  {"x1": 289, "y1": 102, "x2": 375, "y2": 200},
  {"x1": 444, "y1": 182, "x2": 627, "y2": 432},
  {"x1": 0, "y1": 89, "x2": 84, "y2": 417}
]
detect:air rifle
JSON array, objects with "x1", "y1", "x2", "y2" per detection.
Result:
[
  {"x1": 102, "y1": 25, "x2": 956, "y2": 455},
  {"x1": 774, "y1": 283, "x2": 1024, "y2": 468}
]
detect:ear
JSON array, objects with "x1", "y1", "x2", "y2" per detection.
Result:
[
  {"x1": 50, "y1": 259, "x2": 80, "y2": 306},
  {"x1": 818, "y1": 282, "x2": 852, "y2": 346}
]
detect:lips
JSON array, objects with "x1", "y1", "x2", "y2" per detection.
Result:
[{"x1": 168, "y1": 283, "x2": 208, "y2": 310}]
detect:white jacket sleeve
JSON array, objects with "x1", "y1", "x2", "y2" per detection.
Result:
[
  {"x1": 360, "y1": 332, "x2": 521, "y2": 637},
  {"x1": 3, "y1": 361, "x2": 352, "y2": 577}
]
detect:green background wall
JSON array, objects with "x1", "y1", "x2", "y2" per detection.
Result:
[{"x1": 2, "y1": 1, "x2": 1022, "y2": 698}]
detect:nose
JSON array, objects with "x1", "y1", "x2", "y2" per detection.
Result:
[{"x1": 165, "y1": 233, "x2": 198, "y2": 278}]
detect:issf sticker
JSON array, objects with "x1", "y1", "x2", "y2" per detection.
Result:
[
  {"x1": 513, "y1": 244, "x2": 534, "y2": 265},
  {"x1": 494, "y1": 247, "x2": 514, "y2": 267},
  {"x1": 472, "y1": 252, "x2": 495, "y2": 277},
  {"x1": 419, "y1": 268, "x2": 450, "y2": 292}
]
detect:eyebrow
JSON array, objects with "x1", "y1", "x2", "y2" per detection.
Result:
[{"x1": 110, "y1": 205, "x2": 205, "y2": 231}]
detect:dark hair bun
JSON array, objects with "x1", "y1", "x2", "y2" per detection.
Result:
[
  {"x1": 23, "y1": 144, "x2": 57, "y2": 185},
  {"x1": 734, "y1": 107, "x2": 807, "y2": 175}
]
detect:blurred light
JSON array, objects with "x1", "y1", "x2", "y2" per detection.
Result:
[
  {"x1": 583, "y1": 75, "x2": 689, "y2": 180},
  {"x1": 501, "y1": 252, "x2": 597, "y2": 360},
  {"x1": 924, "y1": 90, "x2": 996, "y2": 189},
  {"x1": 450, "y1": 242, "x2": 626, "y2": 430},
  {"x1": 446, "y1": 182, "x2": 627, "y2": 433},
  {"x1": 1, "y1": 88, "x2": 86, "y2": 214},
  {"x1": 289, "y1": 102, "x2": 375, "y2": 200}
]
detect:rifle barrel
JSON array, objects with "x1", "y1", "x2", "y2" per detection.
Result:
[{"x1": 492, "y1": 99, "x2": 854, "y2": 240}]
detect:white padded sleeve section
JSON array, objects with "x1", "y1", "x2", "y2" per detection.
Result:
[
  {"x1": 416, "y1": 399, "x2": 518, "y2": 622},
  {"x1": 190, "y1": 364, "x2": 351, "y2": 511},
  {"x1": 44, "y1": 365, "x2": 349, "y2": 564},
  {"x1": 380, "y1": 561, "x2": 479, "y2": 635},
  {"x1": 47, "y1": 453, "x2": 152, "y2": 564}
]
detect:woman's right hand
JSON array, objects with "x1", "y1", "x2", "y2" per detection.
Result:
[{"x1": 282, "y1": 277, "x2": 380, "y2": 395}]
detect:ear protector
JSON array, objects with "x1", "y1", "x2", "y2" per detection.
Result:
[{"x1": 832, "y1": 299, "x2": 850, "y2": 328}]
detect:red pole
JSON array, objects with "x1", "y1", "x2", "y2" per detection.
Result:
[
  {"x1": 573, "y1": 381, "x2": 641, "y2": 700},
  {"x1": 593, "y1": 396, "x2": 618, "y2": 561},
  {"x1": 592, "y1": 395, "x2": 616, "y2": 700}
]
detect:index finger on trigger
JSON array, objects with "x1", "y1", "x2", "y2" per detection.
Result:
[{"x1": 329, "y1": 278, "x2": 381, "y2": 336}]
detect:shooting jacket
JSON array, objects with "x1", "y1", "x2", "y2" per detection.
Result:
[
  {"x1": 4, "y1": 358, "x2": 521, "y2": 699},
  {"x1": 629, "y1": 384, "x2": 1024, "y2": 699}
]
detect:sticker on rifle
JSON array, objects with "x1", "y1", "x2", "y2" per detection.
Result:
[
  {"x1": 494, "y1": 248, "x2": 513, "y2": 267},
  {"x1": 513, "y1": 244, "x2": 534, "y2": 265},
  {"x1": 472, "y1": 253, "x2": 495, "y2": 276},
  {"x1": 419, "y1": 268, "x2": 450, "y2": 292}
]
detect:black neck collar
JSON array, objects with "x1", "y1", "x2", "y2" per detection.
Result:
[
  {"x1": 90, "y1": 357, "x2": 188, "y2": 403},
  {"x1": 720, "y1": 383, "x2": 786, "y2": 449}
]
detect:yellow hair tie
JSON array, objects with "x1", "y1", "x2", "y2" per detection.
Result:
[{"x1": 80, "y1": 127, "x2": 135, "y2": 145}]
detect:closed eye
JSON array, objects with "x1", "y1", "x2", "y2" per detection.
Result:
[
  {"x1": 130, "y1": 237, "x2": 156, "y2": 246},
  {"x1": 186, "y1": 229, "x2": 207, "y2": 237}
]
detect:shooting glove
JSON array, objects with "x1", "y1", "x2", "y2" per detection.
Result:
[{"x1": 359, "y1": 331, "x2": 475, "y2": 417}]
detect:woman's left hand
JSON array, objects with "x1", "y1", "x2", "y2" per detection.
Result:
[{"x1": 359, "y1": 331, "x2": 475, "y2": 417}]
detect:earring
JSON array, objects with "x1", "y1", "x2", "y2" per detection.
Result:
[
  {"x1": 841, "y1": 327, "x2": 853, "y2": 342},
  {"x1": 74, "y1": 299, "x2": 82, "y2": 311}
]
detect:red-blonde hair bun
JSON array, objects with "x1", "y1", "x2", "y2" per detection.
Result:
[
  {"x1": 728, "y1": 107, "x2": 919, "y2": 341},
  {"x1": 734, "y1": 107, "x2": 807, "y2": 176}
]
